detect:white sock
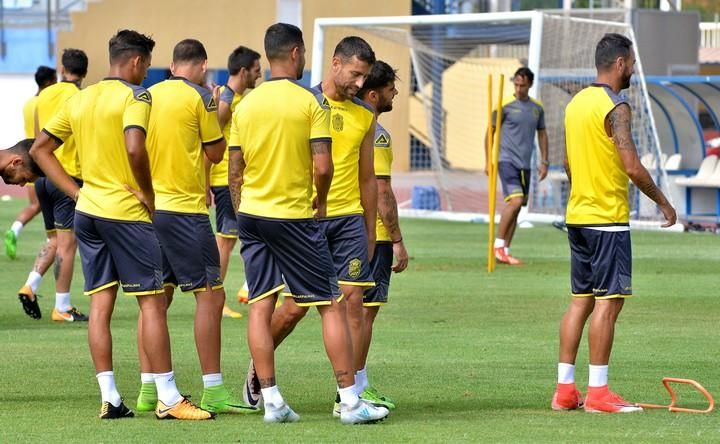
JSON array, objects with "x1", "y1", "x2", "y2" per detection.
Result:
[
  {"x1": 557, "y1": 363, "x2": 575, "y2": 384},
  {"x1": 140, "y1": 372, "x2": 155, "y2": 385},
  {"x1": 338, "y1": 384, "x2": 360, "y2": 407},
  {"x1": 10, "y1": 221, "x2": 23, "y2": 237},
  {"x1": 55, "y1": 292, "x2": 71, "y2": 312},
  {"x1": 494, "y1": 238, "x2": 505, "y2": 249},
  {"x1": 25, "y1": 271, "x2": 43, "y2": 293},
  {"x1": 505, "y1": 246, "x2": 511, "y2": 255},
  {"x1": 242, "y1": 281, "x2": 249, "y2": 291},
  {"x1": 155, "y1": 371, "x2": 182, "y2": 406},
  {"x1": 355, "y1": 368, "x2": 368, "y2": 395},
  {"x1": 202, "y1": 372, "x2": 223, "y2": 388},
  {"x1": 96, "y1": 371, "x2": 122, "y2": 407},
  {"x1": 261, "y1": 385, "x2": 284, "y2": 408},
  {"x1": 588, "y1": 364, "x2": 609, "y2": 387}
]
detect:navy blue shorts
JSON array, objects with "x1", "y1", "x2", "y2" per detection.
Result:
[
  {"x1": 153, "y1": 211, "x2": 223, "y2": 293},
  {"x1": 74, "y1": 212, "x2": 164, "y2": 296},
  {"x1": 35, "y1": 176, "x2": 82, "y2": 232},
  {"x1": 498, "y1": 161, "x2": 530, "y2": 205},
  {"x1": 364, "y1": 242, "x2": 392, "y2": 306},
  {"x1": 211, "y1": 186, "x2": 238, "y2": 238},
  {"x1": 320, "y1": 215, "x2": 375, "y2": 288},
  {"x1": 237, "y1": 213, "x2": 340, "y2": 306},
  {"x1": 568, "y1": 227, "x2": 632, "y2": 299}
]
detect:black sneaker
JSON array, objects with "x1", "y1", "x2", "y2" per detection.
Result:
[
  {"x1": 18, "y1": 285, "x2": 41, "y2": 320},
  {"x1": 99, "y1": 400, "x2": 134, "y2": 419},
  {"x1": 52, "y1": 307, "x2": 89, "y2": 322}
]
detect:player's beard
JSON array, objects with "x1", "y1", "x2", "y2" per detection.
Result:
[{"x1": 621, "y1": 71, "x2": 632, "y2": 90}]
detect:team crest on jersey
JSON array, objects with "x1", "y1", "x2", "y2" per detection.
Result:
[
  {"x1": 348, "y1": 258, "x2": 362, "y2": 278},
  {"x1": 532, "y1": 107, "x2": 540, "y2": 118},
  {"x1": 135, "y1": 91, "x2": 151, "y2": 104},
  {"x1": 332, "y1": 113, "x2": 344, "y2": 131},
  {"x1": 375, "y1": 132, "x2": 390, "y2": 147}
]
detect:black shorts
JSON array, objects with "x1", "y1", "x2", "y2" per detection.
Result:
[
  {"x1": 364, "y1": 242, "x2": 393, "y2": 306},
  {"x1": 35, "y1": 176, "x2": 82, "y2": 232},
  {"x1": 211, "y1": 186, "x2": 238, "y2": 238},
  {"x1": 237, "y1": 213, "x2": 340, "y2": 307},
  {"x1": 498, "y1": 161, "x2": 530, "y2": 205},
  {"x1": 568, "y1": 227, "x2": 632, "y2": 299},
  {"x1": 153, "y1": 211, "x2": 223, "y2": 293},
  {"x1": 320, "y1": 215, "x2": 375, "y2": 288},
  {"x1": 74, "y1": 212, "x2": 164, "y2": 296}
]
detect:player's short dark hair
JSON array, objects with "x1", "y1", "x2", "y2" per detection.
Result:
[
  {"x1": 357, "y1": 60, "x2": 398, "y2": 99},
  {"x1": 333, "y1": 36, "x2": 375, "y2": 65},
  {"x1": 595, "y1": 33, "x2": 633, "y2": 70},
  {"x1": 7, "y1": 139, "x2": 44, "y2": 178},
  {"x1": 173, "y1": 39, "x2": 208, "y2": 64},
  {"x1": 228, "y1": 46, "x2": 261, "y2": 75},
  {"x1": 34, "y1": 66, "x2": 56, "y2": 88},
  {"x1": 513, "y1": 67, "x2": 534, "y2": 84},
  {"x1": 108, "y1": 29, "x2": 155, "y2": 64},
  {"x1": 264, "y1": 23, "x2": 304, "y2": 61},
  {"x1": 61, "y1": 49, "x2": 88, "y2": 77}
]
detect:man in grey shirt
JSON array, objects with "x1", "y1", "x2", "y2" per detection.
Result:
[{"x1": 485, "y1": 67, "x2": 549, "y2": 265}]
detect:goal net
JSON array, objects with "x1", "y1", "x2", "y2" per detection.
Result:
[{"x1": 312, "y1": 11, "x2": 671, "y2": 226}]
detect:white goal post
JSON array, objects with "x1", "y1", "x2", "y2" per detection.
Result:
[{"x1": 311, "y1": 11, "x2": 676, "y2": 230}]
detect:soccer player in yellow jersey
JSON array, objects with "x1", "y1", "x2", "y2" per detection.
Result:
[
  {"x1": 247, "y1": 36, "x2": 379, "y2": 417},
  {"x1": 0, "y1": 139, "x2": 44, "y2": 185},
  {"x1": 140, "y1": 38, "x2": 254, "y2": 416},
  {"x1": 230, "y1": 23, "x2": 388, "y2": 424},
  {"x1": 5, "y1": 66, "x2": 56, "y2": 261},
  {"x1": 552, "y1": 33, "x2": 676, "y2": 414},
  {"x1": 17, "y1": 50, "x2": 89, "y2": 322},
  {"x1": 207, "y1": 46, "x2": 261, "y2": 316},
  {"x1": 30, "y1": 29, "x2": 211, "y2": 420},
  {"x1": 356, "y1": 60, "x2": 408, "y2": 410}
]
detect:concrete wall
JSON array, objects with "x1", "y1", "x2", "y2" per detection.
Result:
[{"x1": 633, "y1": 9, "x2": 700, "y2": 76}]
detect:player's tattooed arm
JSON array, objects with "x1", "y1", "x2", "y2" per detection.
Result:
[
  {"x1": 609, "y1": 104, "x2": 676, "y2": 226},
  {"x1": 377, "y1": 178, "x2": 400, "y2": 239},
  {"x1": 228, "y1": 148, "x2": 245, "y2": 214}
]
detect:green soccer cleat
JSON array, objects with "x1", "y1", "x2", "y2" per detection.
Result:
[
  {"x1": 136, "y1": 382, "x2": 158, "y2": 412},
  {"x1": 201, "y1": 384, "x2": 260, "y2": 414},
  {"x1": 360, "y1": 386, "x2": 396, "y2": 410},
  {"x1": 5, "y1": 229, "x2": 17, "y2": 260}
]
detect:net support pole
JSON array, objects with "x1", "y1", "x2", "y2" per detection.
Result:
[{"x1": 310, "y1": 19, "x2": 325, "y2": 86}]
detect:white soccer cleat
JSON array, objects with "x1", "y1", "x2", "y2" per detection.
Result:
[
  {"x1": 242, "y1": 360, "x2": 263, "y2": 409},
  {"x1": 263, "y1": 402, "x2": 300, "y2": 423},
  {"x1": 340, "y1": 399, "x2": 389, "y2": 425}
]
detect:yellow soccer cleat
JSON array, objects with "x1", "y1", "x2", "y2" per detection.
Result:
[
  {"x1": 222, "y1": 305, "x2": 243, "y2": 319},
  {"x1": 155, "y1": 397, "x2": 216, "y2": 420},
  {"x1": 236, "y1": 285, "x2": 249, "y2": 304}
]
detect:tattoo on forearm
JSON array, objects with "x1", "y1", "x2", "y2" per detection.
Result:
[
  {"x1": 311, "y1": 141, "x2": 330, "y2": 155},
  {"x1": 259, "y1": 377, "x2": 276, "y2": 389},
  {"x1": 228, "y1": 152, "x2": 245, "y2": 213},
  {"x1": 53, "y1": 255, "x2": 62, "y2": 281},
  {"x1": 609, "y1": 104, "x2": 636, "y2": 152},
  {"x1": 633, "y1": 171, "x2": 665, "y2": 205},
  {"x1": 378, "y1": 182, "x2": 400, "y2": 237}
]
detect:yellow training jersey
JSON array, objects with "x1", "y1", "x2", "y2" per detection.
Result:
[
  {"x1": 43, "y1": 78, "x2": 153, "y2": 222},
  {"x1": 23, "y1": 95, "x2": 39, "y2": 138},
  {"x1": 312, "y1": 85, "x2": 375, "y2": 217},
  {"x1": 37, "y1": 81, "x2": 82, "y2": 179},
  {"x1": 565, "y1": 83, "x2": 630, "y2": 226},
  {"x1": 374, "y1": 123, "x2": 393, "y2": 242},
  {"x1": 209, "y1": 85, "x2": 243, "y2": 187},
  {"x1": 229, "y1": 78, "x2": 331, "y2": 219},
  {"x1": 147, "y1": 77, "x2": 224, "y2": 215}
]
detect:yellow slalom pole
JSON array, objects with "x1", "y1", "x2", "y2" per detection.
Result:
[
  {"x1": 486, "y1": 74, "x2": 494, "y2": 273},
  {"x1": 488, "y1": 74, "x2": 504, "y2": 273}
]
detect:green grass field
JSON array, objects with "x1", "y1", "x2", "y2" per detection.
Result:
[{"x1": 0, "y1": 198, "x2": 718, "y2": 443}]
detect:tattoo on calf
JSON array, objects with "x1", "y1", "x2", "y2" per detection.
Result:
[{"x1": 259, "y1": 377, "x2": 276, "y2": 389}]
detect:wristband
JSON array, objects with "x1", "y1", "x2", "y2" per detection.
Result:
[{"x1": 392, "y1": 237, "x2": 403, "y2": 244}]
